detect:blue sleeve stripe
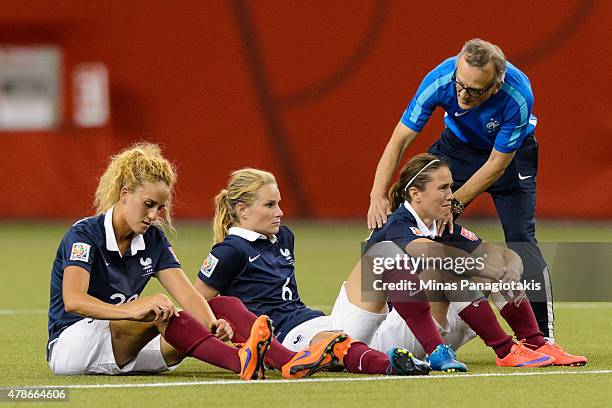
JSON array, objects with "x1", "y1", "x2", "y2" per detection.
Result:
[
  {"x1": 508, "y1": 125, "x2": 524, "y2": 147},
  {"x1": 501, "y1": 83, "x2": 529, "y2": 146},
  {"x1": 408, "y1": 72, "x2": 453, "y2": 123}
]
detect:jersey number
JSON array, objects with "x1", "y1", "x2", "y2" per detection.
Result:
[
  {"x1": 282, "y1": 277, "x2": 293, "y2": 301},
  {"x1": 110, "y1": 293, "x2": 139, "y2": 305}
]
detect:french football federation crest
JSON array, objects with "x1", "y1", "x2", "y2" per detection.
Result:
[
  {"x1": 486, "y1": 118, "x2": 501, "y2": 132},
  {"x1": 140, "y1": 257, "x2": 153, "y2": 274}
]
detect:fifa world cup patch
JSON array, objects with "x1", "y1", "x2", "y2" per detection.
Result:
[
  {"x1": 460, "y1": 227, "x2": 479, "y2": 241},
  {"x1": 70, "y1": 242, "x2": 91, "y2": 262},
  {"x1": 200, "y1": 253, "x2": 219, "y2": 278},
  {"x1": 410, "y1": 227, "x2": 424, "y2": 236}
]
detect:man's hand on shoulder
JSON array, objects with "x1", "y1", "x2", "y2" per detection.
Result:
[{"x1": 367, "y1": 196, "x2": 391, "y2": 229}]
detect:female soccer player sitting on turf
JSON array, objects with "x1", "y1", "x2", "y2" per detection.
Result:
[
  {"x1": 46, "y1": 143, "x2": 273, "y2": 378},
  {"x1": 193, "y1": 168, "x2": 432, "y2": 377},
  {"x1": 343, "y1": 153, "x2": 586, "y2": 367}
]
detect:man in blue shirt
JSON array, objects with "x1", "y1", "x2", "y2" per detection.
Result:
[{"x1": 367, "y1": 38, "x2": 554, "y2": 341}]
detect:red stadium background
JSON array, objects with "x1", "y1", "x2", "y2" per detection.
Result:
[{"x1": 0, "y1": 0, "x2": 610, "y2": 220}]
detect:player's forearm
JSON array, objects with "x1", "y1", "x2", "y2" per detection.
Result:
[
  {"x1": 63, "y1": 292, "x2": 132, "y2": 320},
  {"x1": 504, "y1": 248, "x2": 524, "y2": 277},
  {"x1": 370, "y1": 123, "x2": 417, "y2": 198},
  {"x1": 176, "y1": 289, "x2": 217, "y2": 330},
  {"x1": 158, "y1": 268, "x2": 218, "y2": 329}
]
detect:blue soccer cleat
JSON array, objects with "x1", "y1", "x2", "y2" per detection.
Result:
[
  {"x1": 387, "y1": 347, "x2": 431, "y2": 375},
  {"x1": 426, "y1": 344, "x2": 468, "y2": 372}
]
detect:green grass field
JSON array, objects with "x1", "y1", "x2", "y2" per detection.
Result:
[{"x1": 1, "y1": 220, "x2": 611, "y2": 407}]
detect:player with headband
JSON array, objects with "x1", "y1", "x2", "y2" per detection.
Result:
[{"x1": 352, "y1": 153, "x2": 586, "y2": 367}]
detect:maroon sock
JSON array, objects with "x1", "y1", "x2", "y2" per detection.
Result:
[
  {"x1": 208, "y1": 296, "x2": 296, "y2": 369},
  {"x1": 343, "y1": 342, "x2": 393, "y2": 375},
  {"x1": 391, "y1": 301, "x2": 444, "y2": 354},
  {"x1": 458, "y1": 298, "x2": 514, "y2": 358},
  {"x1": 381, "y1": 266, "x2": 442, "y2": 354},
  {"x1": 500, "y1": 300, "x2": 546, "y2": 349},
  {"x1": 163, "y1": 311, "x2": 241, "y2": 373}
]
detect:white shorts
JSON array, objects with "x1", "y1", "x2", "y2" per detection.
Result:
[
  {"x1": 370, "y1": 303, "x2": 476, "y2": 359},
  {"x1": 48, "y1": 318, "x2": 178, "y2": 375},
  {"x1": 281, "y1": 283, "x2": 388, "y2": 351}
]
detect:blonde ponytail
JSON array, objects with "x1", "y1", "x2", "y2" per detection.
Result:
[
  {"x1": 212, "y1": 168, "x2": 276, "y2": 244},
  {"x1": 212, "y1": 189, "x2": 232, "y2": 244}
]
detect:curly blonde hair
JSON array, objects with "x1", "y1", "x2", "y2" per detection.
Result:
[{"x1": 94, "y1": 142, "x2": 177, "y2": 230}]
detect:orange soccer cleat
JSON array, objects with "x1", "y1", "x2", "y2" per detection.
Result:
[
  {"x1": 282, "y1": 332, "x2": 351, "y2": 379},
  {"x1": 496, "y1": 341, "x2": 555, "y2": 368},
  {"x1": 238, "y1": 315, "x2": 273, "y2": 380},
  {"x1": 535, "y1": 342, "x2": 587, "y2": 367}
]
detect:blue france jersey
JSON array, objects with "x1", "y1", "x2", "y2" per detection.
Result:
[
  {"x1": 47, "y1": 209, "x2": 181, "y2": 343},
  {"x1": 401, "y1": 57, "x2": 537, "y2": 153},
  {"x1": 197, "y1": 226, "x2": 324, "y2": 342},
  {"x1": 366, "y1": 202, "x2": 482, "y2": 254}
]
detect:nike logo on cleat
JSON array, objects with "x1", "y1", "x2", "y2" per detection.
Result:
[
  {"x1": 294, "y1": 350, "x2": 311, "y2": 361},
  {"x1": 516, "y1": 356, "x2": 551, "y2": 367},
  {"x1": 243, "y1": 348, "x2": 252, "y2": 369}
]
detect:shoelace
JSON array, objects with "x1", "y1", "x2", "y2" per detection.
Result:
[
  {"x1": 512, "y1": 343, "x2": 533, "y2": 357},
  {"x1": 438, "y1": 344, "x2": 456, "y2": 360},
  {"x1": 519, "y1": 339, "x2": 554, "y2": 351},
  {"x1": 520, "y1": 338, "x2": 571, "y2": 355}
]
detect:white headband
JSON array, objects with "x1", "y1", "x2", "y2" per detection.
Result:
[{"x1": 403, "y1": 159, "x2": 440, "y2": 192}]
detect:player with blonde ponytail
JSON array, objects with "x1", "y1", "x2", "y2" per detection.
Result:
[
  {"x1": 212, "y1": 168, "x2": 277, "y2": 244},
  {"x1": 194, "y1": 168, "x2": 432, "y2": 378}
]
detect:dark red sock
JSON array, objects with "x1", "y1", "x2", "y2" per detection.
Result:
[
  {"x1": 163, "y1": 311, "x2": 241, "y2": 373},
  {"x1": 381, "y1": 266, "x2": 443, "y2": 354},
  {"x1": 208, "y1": 296, "x2": 296, "y2": 369},
  {"x1": 391, "y1": 301, "x2": 444, "y2": 354},
  {"x1": 343, "y1": 342, "x2": 393, "y2": 375},
  {"x1": 458, "y1": 298, "x2": 514, "y2": 358},
  {"x1": 500, "y1": 300, "x2": 546, "y2": 349}
]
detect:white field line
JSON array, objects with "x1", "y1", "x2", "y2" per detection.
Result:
[
  {"x1": 3, "y1": 370, "x2": 612, "y2": 390},
  {"x1": 309, "y1": 303, "x2": 612, "y2": 310},
  {"x1": 2, "y1": 303, "x2": 612, "y2": 316}
]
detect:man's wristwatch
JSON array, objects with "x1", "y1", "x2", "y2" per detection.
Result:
[{"x1": 451, "y1": 198, "x2": 464, "y2": 218}]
